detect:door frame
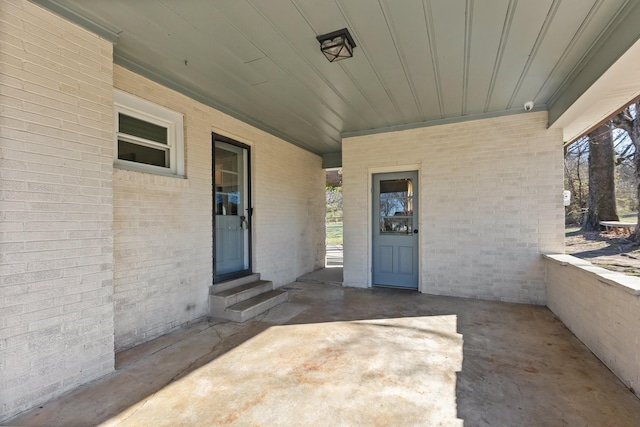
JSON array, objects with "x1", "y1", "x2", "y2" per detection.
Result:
[
  {"x1": 212, "y1": 133, "x2": 252, "y2": 283},
  {"x1": 367, "y1": 164, "x2": 421, "y2": 291}
]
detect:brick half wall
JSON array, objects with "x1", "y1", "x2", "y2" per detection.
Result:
[{"x1": 545, "y1": 254, "x2": 640, "y2": 399}]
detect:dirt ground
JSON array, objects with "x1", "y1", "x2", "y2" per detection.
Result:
[{"x1": 565, "y1": 229, "x2": 640, "y2": 276}]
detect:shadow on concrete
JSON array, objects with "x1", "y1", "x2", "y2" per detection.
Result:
[{"x1": 6, "y1": 283, "x2": 640, "y2": 426}]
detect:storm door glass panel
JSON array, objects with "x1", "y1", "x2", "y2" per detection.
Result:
[
  {"x1": 214, "y1": 140, "x2": 249, "y2": 277},
  {"x1": 215, "y1": 147, "x2": 240, "y2": 216},
  {"x1": 379, "y1": 179, "x2": 414, "y2": 235}
]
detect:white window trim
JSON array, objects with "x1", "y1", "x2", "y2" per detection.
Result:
[{"x1": 113, "y1": 90, "x2": 185, "y2": 177}]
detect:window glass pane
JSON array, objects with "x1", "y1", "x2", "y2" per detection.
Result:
[
  {"x1": 380, "y1": 197, "x2": 414, "y2": 216},
  {"x1": 379, "y1": 178, "x2": 413, "y2": 235},
  {"x1": 380, "y1": 179, "x2": 412, "y2": 196},
  {"x1": 380, "y1": 217, "x2": 413, "y2": 235},
  {"x1": 119, "y1": 113, "x2": 168, "y2": 144},
  {"x1": 118, "y1": 140, "x2": 168, "y2": 167},
  {"x1": 379, "y1": 179, "x2": 413, "y2": 216}
]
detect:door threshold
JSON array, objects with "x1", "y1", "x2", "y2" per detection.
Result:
[
  {"x1": 373, "y1": 284, "x2": 418, "y2": 292},
  {"x1": 214, "y1": 270, "x2": 253, "y2": 284}
]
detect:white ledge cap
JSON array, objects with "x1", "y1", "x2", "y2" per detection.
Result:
[{"x1": 543, "y1": 254, "x2": 640, "y2": 296}]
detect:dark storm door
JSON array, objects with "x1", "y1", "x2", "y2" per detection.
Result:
[
  {"x1": 372, "y1": 171, "x2": 419, "y2": 289},
  {"x1": 213, "y1": 135, "x2": 251, "y2": 281}
]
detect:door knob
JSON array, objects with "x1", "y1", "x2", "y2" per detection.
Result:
[{"x1": 413, "y1": 229, "x2": 418, "y2": 234}]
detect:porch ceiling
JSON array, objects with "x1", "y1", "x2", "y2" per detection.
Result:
[{"x1": 33, "y1": 0, "x2": 640, "y2": 156}]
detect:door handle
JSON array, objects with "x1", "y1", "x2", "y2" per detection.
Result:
[
  {"x1": 240, "y1": 215, "x2": 248, "y2": 230},
  {"x1": 413, "y1": 229, "x2": 418, "y2": 234}
]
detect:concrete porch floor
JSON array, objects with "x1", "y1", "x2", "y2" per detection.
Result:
[{"x1": 5, "y1": 282, "x2": 640, "y2": 426}]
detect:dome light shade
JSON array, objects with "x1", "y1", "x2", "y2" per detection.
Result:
[{"x1": 316, "y1": 28, "x2": 356, "y2": 62}]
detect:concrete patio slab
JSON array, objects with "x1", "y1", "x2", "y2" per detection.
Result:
[
  {"x1": 5, "y1": 283, "x2": 640, "y2": 426},
  {"x1": 297, "y1": 267, "x2": 343, "y2": 285},
  {"x1": 326, "y1": 244, "x2": 343, "y2": 267}
]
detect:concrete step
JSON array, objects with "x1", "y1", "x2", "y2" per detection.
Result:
[
  {"x1": 209, "y1": 280, "x2": 273, "y2": 314},
  {"x1": 223, "y1": 289, "x2": 289, "y2": 323},
  {"x1": 210, "y1": 273, "x2": 261, "y2": 294}
]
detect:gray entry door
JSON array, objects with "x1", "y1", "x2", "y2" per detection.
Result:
[
  {"x1": 214, "y1": 139, "x2": 250, "y2": 278},
  {"x1": 372, "y1": 171, "x2": 419, "y2": 289}
]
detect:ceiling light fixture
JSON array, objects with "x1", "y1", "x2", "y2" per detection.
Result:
[{"x1": 316, "y1": 28, "x2": 356, "y2": 62}]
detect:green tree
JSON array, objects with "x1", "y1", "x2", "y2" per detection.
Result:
[{"x1": 326, "y1": 185, "x2": 343, "y2": 221}]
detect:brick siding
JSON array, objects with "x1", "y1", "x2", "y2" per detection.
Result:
[
  {"x1": 343, "y1": 112, "x2": 564, "y2": 304},
  {"x1": 0, "y1": 1, "x2": 324, "y2": 420},
  {"x1": 0, "y1": 0, "x2": 114, "y2": 420},
  {"x1": 113, "y1": 66, "x2": 325, "y2": 351}
]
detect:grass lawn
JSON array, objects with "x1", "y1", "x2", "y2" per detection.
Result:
[{"x1": 326, "y1": 222, "x2": 343, "y2": 245}]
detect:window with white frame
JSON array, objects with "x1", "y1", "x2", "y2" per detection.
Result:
[{"x1": 113, "y1": 90, "x2": 184, "y2": 176}]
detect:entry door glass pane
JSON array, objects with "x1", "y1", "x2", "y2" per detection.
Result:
[{"x1": 379, "y1": 179, "x2": 413, "y2": 235}]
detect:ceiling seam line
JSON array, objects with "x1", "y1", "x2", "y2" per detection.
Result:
[
  {"x1": 379, "y1": 0, "x2": 424, "y2": 117},
  {"x1": 341, "y1": 105, "x2": 547, "y2": 139},
  {"x1": 114, "y1": 1, "x2": 338, "y2": 149},
  {"x1": 113, "y1": 55, "x2": 326, "y2": 154},
  {"x1": 506, "y1": 0, "x2": 561, "y2": 109},
  {"x1": 113, "y1": 45, "x2": 326, "y2": 145},
  {"x1": 310, "y1": 0, "x2": 390, "y2": 127},
  {"x1": 210, "y1": 1, "x2": 346, "y2": 140},
  {"x1": 422, "y1": 0, "x2": 445, "y2": 119},
  {"x1": 462, "y1": 0, "x2": 473, "y2": 116},
  {"x1": 282, "y1": 1, "x2": 390, "y2": 129},
  {"x1": 335, "y1": 0, "x2": 406, "y2": 123},
  {"x1": 484, "y1": 0, "x2": 517, "y2": 113},
  {"x1": 547, "y1": 0, "x2": 633, "y2": 108},
  {"x1": 339, "y1": 63, "x2": 392, "y2": 129},
  {"x1": 247, "y1": 1, "x2": 377, "y2": 129},
  {"x1": 231, "y1": 3, "x2": 347, "y2": 137},
  {"x1": 532, "y1": 0, "x2": 605, "y2": 105},
  {"x1": 286, "y1": 0, "x2": 384, "y2": 128}
]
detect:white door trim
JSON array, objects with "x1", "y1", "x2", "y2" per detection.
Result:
[{"x1": 367, "y1": 163, "x2": 422, "y2": 291}]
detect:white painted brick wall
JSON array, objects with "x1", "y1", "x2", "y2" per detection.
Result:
[
  {"x1": 545, "y1": 255, "x2": 640, "y2": 399},
  {"x1": 252, "y1": 133, "x2": 326, "y2": 286},
  {"x1": 0, "y1": 0, "x2": 114, "y2": 421},
  {"x1": 113, "y1": 65, "x2": 325, "y2": 351},
  {"x1": 1, "y1": 1, "x2": 323, "y2": 419},
  {"x1": 343, "y1": 112, "x2": 564, "y2": 304}
]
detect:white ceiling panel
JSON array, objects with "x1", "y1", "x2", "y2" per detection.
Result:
[
  {"x1": 339, "y1": 0, "x2": 422, "y2": 124},
  {"x1": 429, "y1": 0, "x2": 466, "y2": 119},
  {"x1": 381, "y1": 0, "x2": 439, "y2": 121},
  {"x1": 465, "y1": 0, "x2": 511, "y2": 115},
  {"x1": 506, "y1": 0, "x2": 597, "y2": 109},
  {"x1": 486, "y1": 0, "x2": 554, "y2": 112},
  {"x1": 32, "y1": 0, "x2": 640, "y2": 155}
]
